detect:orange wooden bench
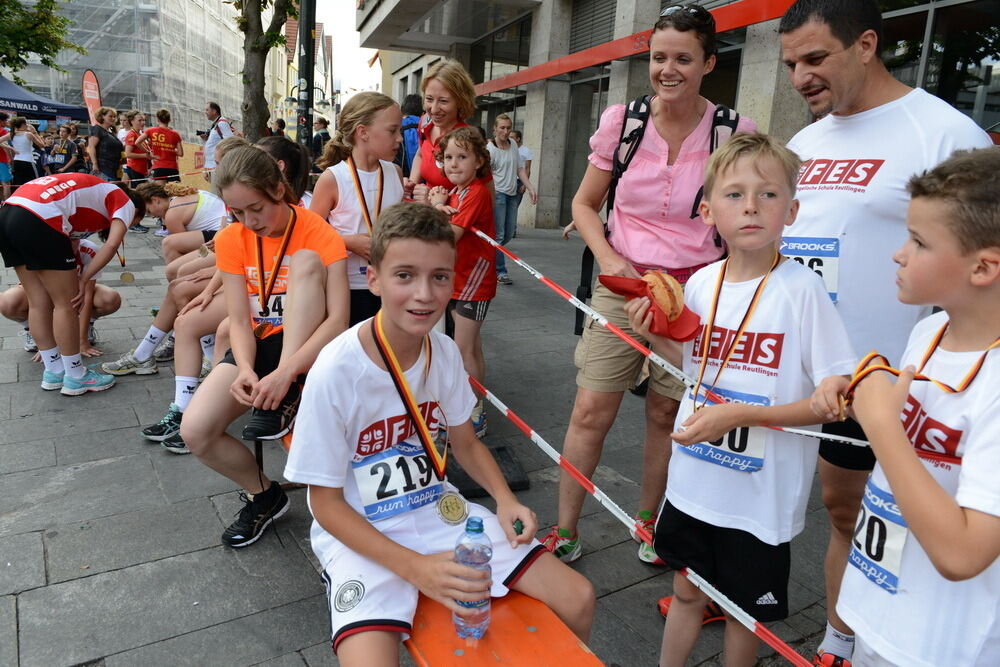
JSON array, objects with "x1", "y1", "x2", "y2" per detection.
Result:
[{"x1": 405, "y1": 591, "x2": 601, "y2": 666}]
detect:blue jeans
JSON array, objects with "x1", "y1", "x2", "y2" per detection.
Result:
[{"x1": 494, "y1": 191, "x2": 519, "y2": 275}]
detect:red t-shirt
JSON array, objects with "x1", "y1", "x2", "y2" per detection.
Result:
[
  {"x1": 448, "y1": 180, "x2": 496, "y2": 302},
  {"x1": 214, "y1": 205, "x2": 347, "y2": 338},
  {"x1": 6, "y1": 173, "x2": 135, "y2": 238},
  {"x1": 143, "y1": 127, "x2": 182, "y2": 170},
  {"x1": 124, "y1": 130, "x2": 149, "y2": 175},
  {"x1": 0, "y1": 128, "x2": 9, "y2": 164}
]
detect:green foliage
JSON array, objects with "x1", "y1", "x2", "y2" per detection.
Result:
[
  {"x1": 225, "y1": 0, "x2": 298, "y2": 50},
  {"x1": 0, "y1": 0, "x2": 85, "y2": 84}
]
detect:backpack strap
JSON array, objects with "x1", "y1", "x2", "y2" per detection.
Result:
[{"x1": 689, "y1": 104, "x2": 741, "y2": 239}]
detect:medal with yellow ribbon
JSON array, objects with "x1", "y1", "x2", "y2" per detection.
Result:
[
  {"x1": 346, "y1": 156, "x2": 384, "y2": 234},
  {"x1": 692, "y1": 252, "x2": 782, "y2": 410},
  {"x1": 370, "y1": 311, "x2": 447, "y2": 480},
  {"x1": 251, "y1": 207, "x2": 296, "y2": 339},
  {"x1": 116, "y1": 237, "x2": 134, "y2": 283}
]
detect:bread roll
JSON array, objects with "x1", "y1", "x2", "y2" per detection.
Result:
[{"x1": 641, "y1": 271, "x2": 684, "y2": 321}]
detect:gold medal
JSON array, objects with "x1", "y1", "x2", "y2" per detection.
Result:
[
  {"x1": 253, "y1": 321, "x2": 272, "y2": 339},
  {"x1": 198, "y1": 245, "x2": 209, "y2": 257},
  {"x1": 119, "y1": 271, "x2": 135, "y2": 283},
  {"x1": 436, "y1": 492, "x2": 468, "y2": 526}
]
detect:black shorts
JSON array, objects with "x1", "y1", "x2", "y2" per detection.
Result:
[
  {"x1": 124, "y1": 166, "x2": 147, "y2": 182},
  {"x1": 201, "y1": 229, "x2": 218, "y2": 243},
  {"x1": 654, "y1": 498, "x2": 791, "y2": 622},
  {"x1": 12, "y1": 161, "x2": 38, "y2": 186},
  {"x1": 220, "y1": 331, "x2": 283, "y2": 378},
  {"x1": 349, "y1": 288, "x2": 381, "y2": 326},
  {"x1": 449, "y1": 299, "x2": 490, "y2": 322},
  {"x1": 151, "y1": 168, "x2": 180, "y2": 183},
  {"x1": 819, "y1": 418, "x2": 875, "y2": 471},
  {"x1": 0, "y1": 204, "x2": 76, "y2": 271}
]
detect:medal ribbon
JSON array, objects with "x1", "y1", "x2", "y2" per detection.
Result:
[
  {"x1": 693, "y1": 253, "x2": 782, "y2": 410},
  {"x1": 252, "y1": 207, "x2": 296, "y2": 317},
  {"x1": 346, "y1": 156, "x2": 384, "y2": 234},
  {"x1": 371, "y1": 311, "x2": 444, "y2": 480}
]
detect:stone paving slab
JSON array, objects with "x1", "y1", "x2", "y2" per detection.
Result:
[
  {"x1": 0, "y1": 595, "x2": 16, "y2": 667},
  {"x1": 0, "y1": 439, "x2": 55, "y2": 475},
  {"x1": 0, "y1": 532, "x2": 45, "y2": 595},
  {"x1": 0, "y1": 405, "x2": 139, "y2": 445}
]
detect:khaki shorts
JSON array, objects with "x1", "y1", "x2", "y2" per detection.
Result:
[{"x1": 574, "y1": 282, "x2": 686, "y2": 400}]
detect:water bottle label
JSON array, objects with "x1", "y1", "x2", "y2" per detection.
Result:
[
  {"x1": 457, "y1": 597, "x2": 490, "y2": 609},
  {"x1": 436, "y1": 491, "x2": 469, "y2": 525}
]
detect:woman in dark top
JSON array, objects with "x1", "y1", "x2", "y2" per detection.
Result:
[{"x1": 87, "y1": 107, "x2": 124, "y2": 182}]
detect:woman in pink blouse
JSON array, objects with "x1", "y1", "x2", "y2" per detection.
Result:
[{"x1": 543, "y1": 4, "x2": 757, "y2": 565}]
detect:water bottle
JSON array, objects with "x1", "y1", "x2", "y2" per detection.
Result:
[{"x1": 452, "y1": 516, "x2": 493, "y2": 639}]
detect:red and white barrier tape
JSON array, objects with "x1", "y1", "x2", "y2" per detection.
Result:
[
  {"x1": 474, "y1": 229, "x2": 869, "y2": 449},
  {"x1": 469, "y1": 377, "x2": 811, "y2": 667}
]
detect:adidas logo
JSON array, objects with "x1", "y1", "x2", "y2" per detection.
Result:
[{"x1": 756, "y1": 592, "x2": 778, "y2": 606}]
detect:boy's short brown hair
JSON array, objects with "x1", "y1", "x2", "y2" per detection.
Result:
[
  {"x1": 703, "y1": 132, "x2": 801, "y2": 198},
  {"x1": 370, "y1": 202, "x2": 456, "y2": 268},
  {"x1": 907, "y1": 147, "x2": 1000, "y2": 254}
]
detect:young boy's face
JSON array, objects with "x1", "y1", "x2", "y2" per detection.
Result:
[
  {"x1": 700, "y1": 155, "x2": 798, "y2": 252},
  {"x1": 893, "y1": 197, "x2": 975, "y2": 306},
  {"x1": 367, "y1": 238, "x2": 455, "y2": 337}
]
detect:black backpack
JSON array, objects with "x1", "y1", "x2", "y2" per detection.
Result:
[{"x1": 573, "y1": 96, "x2": 740, "y2": 335}]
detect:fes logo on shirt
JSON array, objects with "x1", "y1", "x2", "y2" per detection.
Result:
[{"x1": 796, "y1": 158, "x2": 885, "y2": 192}]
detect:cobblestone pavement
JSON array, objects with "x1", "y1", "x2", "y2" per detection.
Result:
[{"x1": 0, "y1": 223, "x2": 829, "y2": 666}]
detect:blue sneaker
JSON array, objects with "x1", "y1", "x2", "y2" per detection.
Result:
[
  {"x1": 41, "y1": 370, "x2": 64, "y2": 391},
  {"x1": 61, "y1": 368, "x2": 116, "y2": 396}
]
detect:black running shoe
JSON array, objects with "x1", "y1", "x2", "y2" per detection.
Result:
[
  {"x1": 241, "y1": 382, "x2": 301, "y2": 440},
  {"x1": 161, "y1": 431, "x2": 190, "y2": 455},
  {"x1": 142, "y1": 403, "x2": 183, "y2": 442},
  {"x1": 222, "y1": 482, "x2": 290, "y2": 547}
]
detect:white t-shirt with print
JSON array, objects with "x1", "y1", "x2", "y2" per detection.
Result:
[
  {"x1": 487, "y1": 139, "x2": 523, "y2": 195},
  {"x1": 666, "y1": 259, "x2": 856, "y2": 546},
  {"x1": 837, "y1": 311, "x2": 1000, "y2": 667},
  {"x1": 785, "y1": 88, "x2": 991, "y2": 365},
  {"x1": 284, "y1": 322, "x2": 477, "y2": 569},
  {"x1": 76, "y1": 238, "x2": 103, "y2": 281}
]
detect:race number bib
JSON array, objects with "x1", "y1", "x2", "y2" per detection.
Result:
[
  {"x1": 675, "y1": 392, "x2": 767, "y2": 472},
  {"x1": 353, "y1": 439, "x2": 444, "y2": 521},
  {"x1": 848, "y1": 479, "x2": 907, "y2": 594},
  {"x1": 248, "y1": 293, "x2": 285, "y2": 328},
  {"x1": 780, "y1": 236, "x2": 840, "y2": 302}
]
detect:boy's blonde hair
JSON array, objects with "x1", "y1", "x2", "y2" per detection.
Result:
[
  {"x1": 907, "y1": 147, "x2": 1000, "y2": 254},
  {"x1": 370, "y1": 202, "x2": 455, "y2": 268},
  {"x1": 421, "y1": 59, "x2": 477, "y2": 122},
  {"x1": 317, "y1": 91, "x2": 398, "y2": 169},
  {"x1": 703, "y1": 133, "x2": 801, "y2": 198}
]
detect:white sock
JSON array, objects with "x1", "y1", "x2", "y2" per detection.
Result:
[
  {"x1": 15, "y1": 319, "x2": 28, "y2": 327},
  {"x1": 40, "y1": 348, "x2": 63, "y2": 373},
  {"x1": 134, "y1": 326, "x2": 169, "y2": 361},
  {"x1": 62, "y1": 353, "x2": 86, "y2": 379},
  {"x1": 199, "y1": 334, "x2": 215, "y2": 361},
  {"x1": 174, "y1": 376, "x2": 200, "y2": 412},
  {"x1": 817, "y1": 622, "x2": 855, "y2": 660}
]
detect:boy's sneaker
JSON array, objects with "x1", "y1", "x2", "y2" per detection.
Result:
[
  {"x1": 222, "y1": 482, "x2": 290, "y2": 547},
  {"x1": 153, "y1": 339, "x2": 175, "y2": 363},
  {"x1": 471, "y1": 401, "x2": 487, "y2": 438},
  {"x1": 61, "y1": 368, "x2": 116, "y2": 396},
  {"x1": 813, "y1": 652, "x2": 852, "y2": 667},
  {"x1": 19, "y1": 329, "x2": 37, "y2": 353},
  {"x1": 161, "y1": 431, "x2": 190, "y2": 455},
  {"x1": 40, "y1": 370, "x2": 64, "y2": 391},
  {"x1": 87, "y1": 323, "x2": 98, "y2": 345},
  {"x1": 241, "y1": 382, "x2": 301, "y2": 440},
  {"x1": 101, "y1": 350, "x2": 158, "y2": 376},
  {"x1": 154, "y1": 226, "x2": 169, "y2": 237},
  {"x1": 631, "y1": 510, "x2": 666, "y2": 565},
  {"x1": 497, "y1": 273, "x2": 513, "y2": 285},
  {"x1": 541, "y1": 526, "x2": 582, "y2": 563},
  {"x1": 142, "y1": 403, "x2": 183, "y2": 441},
  {"x1": 128, "y1": 223, "x2": 148, "y2": 234},
  {"x1": 658, "y1": 597, "x2": 725, "y2": 625}
]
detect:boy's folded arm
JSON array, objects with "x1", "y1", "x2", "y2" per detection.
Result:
[{"x1": 860, "y1": 419, "x2": 1000, "y2": 581}]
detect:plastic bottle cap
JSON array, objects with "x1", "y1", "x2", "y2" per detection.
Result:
[{"x1": 465, "y1": 516, "x2": 484, "y2": 533}]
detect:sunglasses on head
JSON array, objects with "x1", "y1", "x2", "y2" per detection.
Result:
[{"x1": 660, "y1": 4, "x2": 712, "y2": 19}]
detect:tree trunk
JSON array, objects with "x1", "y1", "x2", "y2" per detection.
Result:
[{"x1": 242, "y1": 45, "x2": 269, "y2": 143}]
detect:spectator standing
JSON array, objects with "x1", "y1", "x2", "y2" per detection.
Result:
[
  {"x1": 9, "y1": 118, "x2": 45, "y2": 185},
  {"x1": 510, "y1": 129, "x2": 532, "y2": 209},
  {"x1": 487, "y1": 114, "x2": 535, "y2": 285},
  {"x1": 311, "y1": 117, "x2": 331, "y2": 171},
  {"x1": 122, "y1": 110, "x2": 153, "y2": 184},
  {"x1": 396, "y1": 93, "x2": 423, "y2": 176},
  {"x1": 88, "y1": 107, "x2": 124, "y2": 182},
  {"x1": 0, "y1": 113, "x2": 13, "y2": 199},
  {"x1": 777, "y1": 1, "x2": 994, "y2": 664},
  {"x1": 137, "y1": 108, "x2": 184, "y2": 183},
  {"x1": 46, "y1": 125, "x2": 80, "y2": 175},
  {"x1": 200, "y1": 101, "x2": 234, "y2": 181}
]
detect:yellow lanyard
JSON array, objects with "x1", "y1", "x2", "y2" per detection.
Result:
[
  {"x1": 692, "y1": 253, "x2": 781, "y2": 410},
  {"x1": 346, "y1": 156, "x2": 384, "y2": 234},
  {"x1": 371, "y1": 311, "x2": 444, "y2": 480}
]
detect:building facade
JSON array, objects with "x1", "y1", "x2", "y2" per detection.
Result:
[{"x1": 360, "y1": 0, "x2": 999, "y2": 229}]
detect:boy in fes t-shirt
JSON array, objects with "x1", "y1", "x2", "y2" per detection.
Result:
[
  {"x1": 625, "y1": 133, "x2": 855, "y2": 666},
  {"x1": 284, "y1": 203, "x2": 593, "y2": 665}
]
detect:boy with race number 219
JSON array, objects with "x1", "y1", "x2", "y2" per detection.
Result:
[
  {"x1": 284, "y1": 203, "x2": 593, "y2": 666},
  {"x1": 625, "y1": 133, "x2": 856, "y2": 666}
]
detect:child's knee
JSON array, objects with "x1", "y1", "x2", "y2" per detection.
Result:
[{"x1": 290, "y1": 249, "x2": 323, "y2": 278}]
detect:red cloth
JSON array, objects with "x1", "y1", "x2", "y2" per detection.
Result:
[
  {"x1": 598, "y1": 274, "x2": 701, "y2": 342},
  {"x1": 448, "y1": 181, "x2": 496, "y2": 302}
]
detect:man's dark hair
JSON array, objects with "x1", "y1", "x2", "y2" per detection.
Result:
[
  {"x1": 207, "y1": 101, "x2": 222, "y2": 116},
  {"x1": 0, "y1": 112, "x2": 8, "y2": 123},
  {"x1": 275, "y1": 118, "x2": 286, "y2": 130},
  {"x1": 401, "y1": 93, "x2": 423, "y2": 117},
  {"x1": 778, "y1": 0, "x2": 883, "y2": 52}
]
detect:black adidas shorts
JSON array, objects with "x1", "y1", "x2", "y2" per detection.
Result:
[
  {"x1": 819, "y1": 418, "x2": 876, "y2": 471},
  {"x1": 0, "y1": 204, "x2": 76, "y2": 271},
  {"x1": 654, "y1": 497, "x2": 790, "y2": 622},
  {"x1": 220, "y1": 331, "x2": 283, "y2": 378}
]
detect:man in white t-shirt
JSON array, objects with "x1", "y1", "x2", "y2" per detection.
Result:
[
  {"x1": 777, "y1": 1, "x2": 993, "y2": 664},
  {"x1": 487, "y1": 114, "x2": 536, "y2": 284},
  {"x1": 200, "y1": 101, "x2": 234, "y2": 180}
]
